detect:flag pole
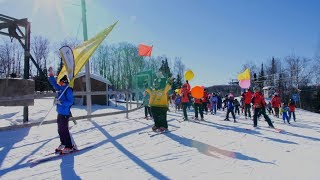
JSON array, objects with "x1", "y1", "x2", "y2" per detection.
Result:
[{"x1": 81, "y1": 0, "x2": 92, "y2": 119}]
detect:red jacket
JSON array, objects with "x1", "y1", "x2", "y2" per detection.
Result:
[
  {"x1": 252, "y1": 92, "x2": 267, "y2": 108},
  {"x1": 202, "y1": 91, "x2": 209, "y2": 103},
  {"x1": 181, "y1": 85, "x2": 190, "y2": 103},
  {"x1": 243, "y1": 91, "x2": 253, "y2": 105},
  {"x1": 194, "y1": 98, "x2": 202, "y2": 104},
  {"x1": 271, "y1": 96, "x2": 281, "y2": 108},
  {"x1": 288, "y1": 102, "x2": 296, "y2": 112}
]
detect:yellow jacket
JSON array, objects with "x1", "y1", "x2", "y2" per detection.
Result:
[{"x1": 146, "y1": 84, "x2": 171, "y2": 107}]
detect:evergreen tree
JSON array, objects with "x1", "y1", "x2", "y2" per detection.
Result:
[
  {"x1": 258, "y1": 63, "x2": 266, "y2": 88},
  {"x1": 172, "y1": 74, "x2": 183, "y2": 91},
  {"x1": 159, "y1": 58, "x2": 172, "y2": 78}
]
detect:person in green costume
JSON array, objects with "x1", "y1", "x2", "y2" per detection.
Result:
[{"x1": 145, "y1": 72, "x2": 173, "y2": 132}]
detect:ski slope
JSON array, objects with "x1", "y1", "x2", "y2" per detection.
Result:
[{"x1": 0, "y1": 98, "x2": 319, "y2": 179}]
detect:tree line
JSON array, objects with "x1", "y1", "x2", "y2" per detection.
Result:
[{"x1": 0, "y1": 36, "x2": 186, "y2": 92}]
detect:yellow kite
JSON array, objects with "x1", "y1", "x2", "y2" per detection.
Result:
[
  {"x1": 58, "y1": 21, "x2": 118, "y2": 87},
  {"x1": 237, "y1": 68, "x2": 250, "y2": 80}
]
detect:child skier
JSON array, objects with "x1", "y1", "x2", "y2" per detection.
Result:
[
  {"x1": 243, "y1": 89, "x2": 253, "y2": 119},
  {"x1": 180, "y1": 81, "x2": 191, "y2": 121},
  {"x1": 288, "y1": 98, "x2": 296, "y2": 122},
  {"x1": 281, "y1": 103, "x2": 290, "y2": 124},
  {"x1": 174, "y1": 93, "x2": 181, "y2": 111},
  {"x1": 233, "y1": 98, "x2": 240, "y2": 115},
  {"x1": 224, "y1": 94, "x2": 236, "y2": 122},
  {"x1": 209, "y1": 93, "x2": 218, "y2": 115},
  {"x1": 202, "y1": 88, "x2": 209, "y2": 115},
  {"x1": 48, "y1": 67, "x2": 75, "y2": 154},
  {"x1": 143, "y1": 91, "x2": 152, "y2": 119},
  {"x1": 271, "y1": 93, "x2": 281, "y2": 118}
]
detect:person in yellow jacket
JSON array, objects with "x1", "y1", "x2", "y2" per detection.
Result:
[{"x1": 146, "y1": 75, "x2": 173, "y2": 132}]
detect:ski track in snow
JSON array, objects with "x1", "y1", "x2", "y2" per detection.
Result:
[{"x1": 0, "y1": 99, "x2": 319, "y2": 179}]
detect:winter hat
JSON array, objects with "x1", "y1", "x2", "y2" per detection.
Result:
[{"x1": 60, "y1": 75, "x2": 69, "y2": 83}]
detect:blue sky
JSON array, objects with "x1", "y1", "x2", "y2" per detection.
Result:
[{"x1": 1, "y1": 0, "x2": 319, "y2": 86}]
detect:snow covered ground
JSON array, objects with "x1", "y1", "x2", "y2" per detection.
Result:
[{"x1": 0, "y1": 99, "x2": 320, "y2": 179}]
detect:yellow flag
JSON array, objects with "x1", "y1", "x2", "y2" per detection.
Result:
[
  {"x1": 58, "y1": 21, "x2": 118, "y2": 87},
  {"x1": 237, "y1": 68, "x2": 250, "y2": 80}
]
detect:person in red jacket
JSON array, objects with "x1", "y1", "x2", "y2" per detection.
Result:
[
  {"x1": 271, "y1": 93, "x2": 281, "y2": 118},
  {"x1": 202, "y1": 89, "x2": 209, "y2": 115},
  {"x1": 194, "y1": 98, "x2": 204, "y2": 120},
  {"x1": 252, "y1": 87, "x2": 275, "y2": 128},
  {"x1": 243, "y1": 89, "x2": 253, "y2": 119},
  {"x1": 180, "y1": 80, "x2": 191, "y2": 121},
  {"x1": 288, "y1": 98, "x2": 296, "y2": 122}
]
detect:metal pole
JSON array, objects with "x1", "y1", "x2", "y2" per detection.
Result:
[
  {"x1": 81, "y1": 0, "x2": 92, "y2": 119},
  {"x1": 23, "y1": 21, "x2": 30, "y2": 123}
]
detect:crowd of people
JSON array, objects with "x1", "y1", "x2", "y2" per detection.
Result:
[{"x1": 143, "y1": 79, "x2": 297, "y2": 132}]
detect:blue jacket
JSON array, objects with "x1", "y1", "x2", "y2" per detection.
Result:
[
  {"x1": 227, "y1": 99, "x2": 234, "y2": 110},
  {"x1": 49, "y1": 76, "x2": 74, "y2": 115}
]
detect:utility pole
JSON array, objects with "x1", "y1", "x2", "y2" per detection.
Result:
[{"x1": 81, "y1": 0, "x2": 92, "y2": 118}]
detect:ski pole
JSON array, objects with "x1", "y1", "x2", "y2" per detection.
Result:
[{"x1": 38, "y1": 86, "x2": 69, "y2": 127}]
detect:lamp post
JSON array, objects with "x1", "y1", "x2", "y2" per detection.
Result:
[{"x1": 81, "y1": 0, "x2": 92, "y2": 118}]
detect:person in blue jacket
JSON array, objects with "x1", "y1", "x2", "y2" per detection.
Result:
[
  {"x1": 224, "y1": 94, "x2": 236, "y2": 122},
  {"x1": 48, "y1": 67, "x2": 75, "y2": 154}
]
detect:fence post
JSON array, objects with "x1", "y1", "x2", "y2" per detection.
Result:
[
  {"x1": 126, "y1": 91, "x2": 129, "y2": 118},
  {"x1": 129, "y1": 93, "x2": 132, "y2": 110},
  {"x1": 136, "y1": 90, "x2": 139, "y2": 108}
]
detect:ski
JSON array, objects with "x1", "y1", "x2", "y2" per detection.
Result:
[
  {"x1": 149, "y1": 129, "x2": 178, "y2": 137},
  {"x1": 29, "y1": 145, "x2": 94, "y2": 167}
]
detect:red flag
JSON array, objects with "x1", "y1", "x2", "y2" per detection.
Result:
[{"x1": 138, "y1": 44, "x2": 152, "y2": 56}]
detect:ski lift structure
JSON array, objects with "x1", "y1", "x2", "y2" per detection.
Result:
[{"x1": 0, "y1": 14, "x2": 52, "y2": 123}]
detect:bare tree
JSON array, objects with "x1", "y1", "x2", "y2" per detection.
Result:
[
  {"x1": 313, "y1": 56, "x2": 320, "y2": 85},
  {"x1": 173, "y1": 57, "x2": 185, "y2": 79},
  {"x1": 31, "y1": 36, "x2": 50, "y2": 75},
  {"x1": 284, "y1": 55, "x2": 312, "y2": 89}
]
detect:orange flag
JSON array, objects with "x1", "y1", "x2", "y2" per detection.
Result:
[{"x1": 138, "y1": 44, "x2": 152, "y2": 56}]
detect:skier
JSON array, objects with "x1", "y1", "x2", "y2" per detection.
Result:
[
  {"x1": 240, "y1": 96, "x2": 245, "y2": 114},
  {"x1": 281, "y1": 102, "x2": 290, "y2": 124},
  {"x1": 288, "y1": 98, "x2": 296, "y2": 122},
  {"x1": 209, "y1": 93, "x2": 218, "y2": 115},
  {"x1": 143, "y1": 91, "x2": 152, "y2": 119},
  {"x1": 202, "y1": 88, "x2": 209, "y2": 115},
  {"x1": 145, "y1": 73, "x2": 174, "y2": 132},
  {"x1": 234, "y1": 98, "x2": 240, "y2": 115},
  {"x1": 252, "y1": 87, "x2": 275, "y2": 128},
  {"x1": 180, "y1": 80, "x2": 191, "y2": 121},
  {"x1": 174, "y1": 93, "x2": 182, "y2": 112},
  {"x1": 271, "y1": 93, "x2": 281, "y2": 118},
  {"x1": 243, "y1": 89, "x2": 253, "y2": 119},
  {"x1": 224, "y1": 94, "x2": 236, "y2": 122},
  {"x1": 48, "y1": 67, "x2": 75, "y2": 154},
  {"x1": 193, "y1": 98, "x2": 204, "y2": 120}
]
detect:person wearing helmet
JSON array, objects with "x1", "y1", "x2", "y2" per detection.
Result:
[{"x1": 48, "y1": 67, "x2": 75, "y2": 154}]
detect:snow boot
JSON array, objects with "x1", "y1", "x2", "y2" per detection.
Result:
[
  {"x1": 61, "y1": 147, "x2": 74, "y2": 154},
  {"x1": 55, "y1": 144, "x2": 65, "y2": 153},
  {"x1": 159, "y1": 127, "x2": 168, "y2": 132},
  {"x1": 152, "y1": 126, "x2": 159, "y2": 132}
]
